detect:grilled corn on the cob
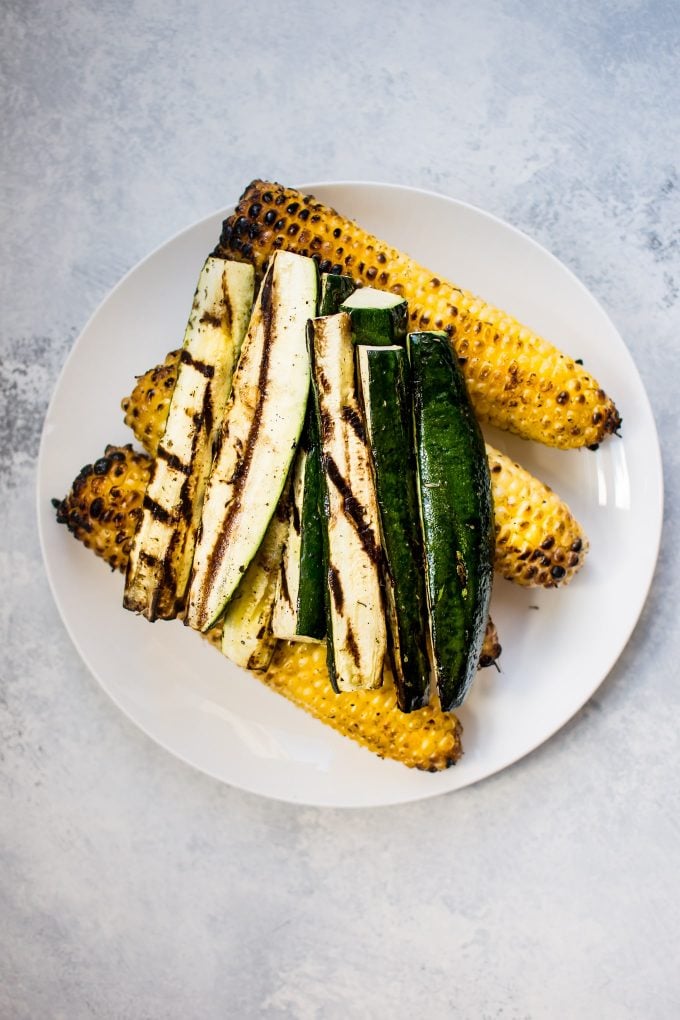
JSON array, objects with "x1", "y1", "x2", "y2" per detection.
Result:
[
  {"x1": 121, "y1": 349, "x2": 180, "y2": 456},
  {"x1": 217, "y1": 180, "x2": 621, "y2": 449},
  {"x1": 488, "y1": 446, "x2": 588, "y2": 586},
  {"x1": 52, "y1": 444, "x2": 151, "y2": 571},
  {"x1": 121, "y1": 353, "x2": 588, "y2": 588},
  {"x1": 265, "y1": 641, "x2": 462, "y2": 769},
  {"x1": 54, "y1": 450, "x2": 478, "y2": 769}
]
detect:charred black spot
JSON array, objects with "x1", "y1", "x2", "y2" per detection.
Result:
[{"x1": 89, "y1": 497, "x2": 104, "y2": 519}]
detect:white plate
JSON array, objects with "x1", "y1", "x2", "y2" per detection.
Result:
[{"x1": 37, "y1": 182, "x2": 663, "y2": 807}]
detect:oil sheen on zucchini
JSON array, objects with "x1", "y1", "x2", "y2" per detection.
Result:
[
  {"x1": 309, "y1": 312, "x2": 387, "y2": 691},
  {"x1": 340, "y1": 287, "x2": 407, "y2": 346},
  {"x1": 319, "y1": 273, "x2": 356, "y2": 315},
  {"x1": 409, "y1": 330, "x2": 494, "y2": 710},
  {"x1": 124, "y1": 256, "x2": 255, "y2": 621},
  {"x1": 356, "y1": 344, "x2": 432, "y2": 712},
  {"x1": 186, "y1": 250, "x2": 317, "y2": 632},
  {"x1": 271, "y1": 411, "x2": 325, "y2": 642}
]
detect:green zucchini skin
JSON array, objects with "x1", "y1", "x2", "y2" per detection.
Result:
[
  {"x1": 341, "y1": 288, "x2": 408, "y2": 347},
  {"x1": 319, "y1": 273, "x2": 356, "y2": 315},
  {"x1": 294, "y1": 408, "x2": 326, "y2": 639},
  {"x1": 409, "y1": 331, "x2": 494, "y2": 710},
  {"x1": 357, "y1": 345, "x2": 431, "y2": 712},
  {"x1": 286, "y1": 272, "x2": 354, "y2": 638}
]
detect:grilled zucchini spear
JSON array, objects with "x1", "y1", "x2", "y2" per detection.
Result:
[
  {"x1": 410, "y1": 331, "x2": 495, "y2": 711},
  {"x1": 270, "y1": 274, "x2": 355, "y2": 643},
  {"x1": 221, "y1": 492, "x2": 290, "y2": 671},
  {"x1": 186, "y1": 250, "x2": 317, "y2": 632},
  {"x1": 340, "y1": 287, "x2": 408, "y2": 346},
  {"x1": 219, "y1": 180, "x2": 621, "y2": 449},
  {"x1": 356, "y1": 345, "x2": 431, "y2": 712},
  {"x1": 308, "y1": 312, "x2": 387, "y2": 691},
  {"x1": 124, "y1": 257, "x2": 255, "y2": 621},
  {"x1": 270, "y1": 412, "x2": 326, "y2": 642}
]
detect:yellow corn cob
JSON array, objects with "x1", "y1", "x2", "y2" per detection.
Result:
[
  {"x1": 487, "y1": 446, "x2": 587, "y2": 586},
  {"x1": 121, "y1": 353, "x2": 588, "y2": 588},
  {"x1": 218, "y1": 180, "x2": 621, "y2": 449},
  {"x1": 264, "y1": 641, "x2": 462, "y2": 769},
  {"x1": 121, "y1": 349, "x2": 180, "y2": 456},
  {"x1": 52, "y1": 444, "x2": 152, "y2": 571}
]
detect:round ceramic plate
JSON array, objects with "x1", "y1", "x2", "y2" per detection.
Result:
[{"x1": 37, "y1": 182, "x2": 662, "y2": 807}]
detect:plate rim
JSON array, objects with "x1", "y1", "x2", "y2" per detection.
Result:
[{"x1": 36, "y1": 179, "x2": 664, "y2": 807}]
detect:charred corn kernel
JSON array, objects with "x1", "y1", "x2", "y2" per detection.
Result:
[
  {"x1": 486, "y1": 445, "x2": 588, "y2": 587},
  {"x1": 218, "y1": 180, "x2": 621, "y2": 449},
  {"x1": 121, "y1": 349, "x2": 180, "y2": 455},
  {"x1": 121, "y1": 357, "x2": 588, "y2": 590},
  {"x1": 264, "y1": 641, "x2": 463, "y2": 770},
  {"x1": 52, "y1": 444, "x2": 151, "y2": 571}
]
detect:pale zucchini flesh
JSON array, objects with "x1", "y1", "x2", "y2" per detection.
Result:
[
  {"x1": 309, "y1": 313, "x2": 387, "y2": 691},
  {"x1": 221, "y1": 497, "x2": 290, "y2": 671},
  {"x1": 186, "y1": 250, "x2": 318, "y2": 632},
  {"x1": 123, "y1": 257, "x2": 255, "y2": 621}
]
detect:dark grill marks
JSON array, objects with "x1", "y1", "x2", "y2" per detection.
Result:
[
  {"x1": 200, "y1": 267, "x2": 275, "y2": 597},
  {"x1": 279, "y1": 555, "x2": 291, "y2": 608},
  {"x1": 143, "y1": 494, "x2": 172, "y2": 525},
  {"x1": 199, "y1": 311, "x2": 223, "y2": 329},
  {"x1": 291, "y1": 499, "x2": 301, "y2": 536},
  {"x1": 345, "y1": 621, "x2": 360, "y2": 668},
  {"x1": 341, "y1": 405, "x2": 366, "y2": 444},
  {"x1": 328, "y1": 564, "x2": 344, "y2": 612},
  {"x1": 156, "y1": 446, "x2": 190, "y2": 474},
  {"x1": 180, "y1": 349, "x2": 215, "y2": 378},
  {"x1": 324, "y1": 454, "x2": 381, "y2": 566}
]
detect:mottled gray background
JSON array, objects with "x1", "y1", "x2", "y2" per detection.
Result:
[{"x1": 2, "y1": 0, "x2": 679, "y2": 1017}]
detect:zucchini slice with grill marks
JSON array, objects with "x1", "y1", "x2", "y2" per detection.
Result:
[
  {"x1": 409, "y1": 330, "x2": 494, "y2": 710},
  {"x1": 356, "y1": 344, "x2": 432, "y2": 712},
  {"x1": 309, "y1": 312, "x2": 387, "y2": 691},
  {"x1": 221, "y1": 490, "x2": 290, "y2": 671},
  {"x1": 271, "y1": 273, "x2": 355, "y2": 642},
  {"x1": 340, "y1": 287, "x2": 408, "y2": 346},
  {"x1": 186, "y1": 250, "x2": 317, "y2": 632},
  {"x1": 123, "y1": 257, "x2": 254, "y2": 621}
]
